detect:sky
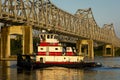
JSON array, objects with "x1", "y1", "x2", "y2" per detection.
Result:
[{"x1": 50, "y1": 0, "x2": 120, "y2": 38}]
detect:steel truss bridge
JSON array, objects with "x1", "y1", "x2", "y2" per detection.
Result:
[{"x1": 0, "y1": 0, "x2": 120, "y2": 47}]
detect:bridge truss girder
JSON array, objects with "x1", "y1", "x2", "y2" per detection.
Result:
[{"x1": 0, "y1": 0, "x2": 120, "y2": 47}]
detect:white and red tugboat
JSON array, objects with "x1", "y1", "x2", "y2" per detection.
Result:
[
  {"x1": 17, "y1": 33, "x2": 102, "y2": 69},
  {"x1": 36, "y1": 33, "x2": 84, "y2": 67}
]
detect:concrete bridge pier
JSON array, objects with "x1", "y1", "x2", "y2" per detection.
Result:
[
  {"x1": 0, "y1": 39, "x2": 1, "y2": 60},
  {"x1": 0, "y1": 26, "x2": 33, "y2": 60},
  {"x1": 1, "y1": 27, "x2": 10, "y2": 59},
  {"x1": 103, "y1": 44, "x2": 115, "y2": 56},
  {"x1": 23, "y1": 26, "x2": 33, "y2": 55},
  {"x1": 76, "y1": 40, "x2": 94, "y2": 59}
]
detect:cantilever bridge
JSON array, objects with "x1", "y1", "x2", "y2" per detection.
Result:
[{"x1": 0, "y1": 0, "x2": 120, "y2": 60}]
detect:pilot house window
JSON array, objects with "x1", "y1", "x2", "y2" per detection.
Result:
[
  {"x1": 40, "y1": 48, "x2": 43, "y2": 50},
  {"x1": 55, "y1": 48, "x2": 58, "y2": 50},
  {"x1": 47, "y1": 35, "x2": 50, "y2": 39}
]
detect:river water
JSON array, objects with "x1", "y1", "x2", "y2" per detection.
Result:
[{"x1": 0, "y1": 57, "x2": 120, "y2": 80}]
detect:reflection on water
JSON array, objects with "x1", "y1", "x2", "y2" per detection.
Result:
[
  {"x1": 0, "y1": 61, "x2": 17, "y2": 80},
  {"x1": 17, "y1": 67, "x2": 83, "y2": 80},
  {"x1": 17, "y1": 67, "x2": 85, "y2": 80},
  {"x1": 1, "y1": 57, "x2": 120, "y2": 80},
  {"x1": 36, "y1": 67, "x2": 84, "y2": 80}
]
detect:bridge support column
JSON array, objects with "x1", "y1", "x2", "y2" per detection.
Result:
[
  {"x1": 103, "y1": 44, "x2": 115, "y2": 56},
  {"x1": 1, "y1": 27, "x2": 10, "y2": 58},
  {"x1": 0, "y1": 39, "x2": 1, "y2": 60},
  {"x1": 88, "y1": 40, "x2": 94, "y2": 59},
  {"x1": 23, "y1": 26, "x2": 33, "y2": 55},
  {"x1": 0, "y1": 26, "x2": 33, "y2": 59},
  {"x1": 76, "y1": 40, "x2": 94, "y2": 59}
]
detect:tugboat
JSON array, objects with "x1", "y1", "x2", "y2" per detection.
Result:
[{"x1": 17, "y1": 33, "x2": 102, "y2": 69}]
